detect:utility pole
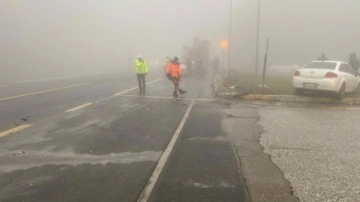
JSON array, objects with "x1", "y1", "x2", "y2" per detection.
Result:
[
  {"x1": 220, "y1": 40, "x2": 229, "y2": 78},
  {"x1": 223, "y1": 49, "x2": 225, "y2": 74},
  {"x1": 255, "y1": 0, "x2": 261, "y2": 75}
]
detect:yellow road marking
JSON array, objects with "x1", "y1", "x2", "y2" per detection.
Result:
[
  {"x1": 0, "y1": 83, "x2": 92, "y2": 102},
  {"x1": 118, "y1": 94, "x2": 216, "y2": 102},
  {"x1": 113, "y1": 78, "x2": 164, "y2": 96},
  {"x1": 0, "y1": 124, "x2": 32, "y2": 138},
  {"x1": 65, "y1": 103, "x2": 93, "y2": 112}
]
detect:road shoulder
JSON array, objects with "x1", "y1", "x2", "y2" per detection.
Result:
[{"x1": 223, "y1": 103, "x2": 299, "y2": 202}]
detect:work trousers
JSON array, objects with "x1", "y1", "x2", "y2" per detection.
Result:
[{"x1": 137, "y1": 73, "x2": 146, "y2": 92}]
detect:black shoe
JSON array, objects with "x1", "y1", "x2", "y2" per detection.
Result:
[{"x1": 179, "y1": 89, "x2": 186, "y2": 95}]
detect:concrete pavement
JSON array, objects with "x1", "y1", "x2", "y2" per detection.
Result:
[
  {"x1": 258, "y1": 104, "x2": 360, "y2": 201},
  {"x1": 222, "y1": 104, "x2": 298, "y2": 202}
]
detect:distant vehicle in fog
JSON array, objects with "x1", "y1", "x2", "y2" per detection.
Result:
[{"x1": 293, "y1": 61, "x2": 359, "y2": 99}]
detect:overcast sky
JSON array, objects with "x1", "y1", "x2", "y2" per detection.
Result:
[
  {"x1": 0, "y1": 0, "x2": 359, "y2": 78},
  {"x1": 235, "y1": 0, "x2": 360, "y2": 69}
]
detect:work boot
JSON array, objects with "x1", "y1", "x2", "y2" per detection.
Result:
[
  {"x1": 179, "y1": 89, "x2": 186, "y2": 95},
  {"x1": 173, "y1": 91, "x2": 179, "y2": 98}
]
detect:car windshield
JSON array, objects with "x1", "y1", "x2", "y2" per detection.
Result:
[{"x1": 304, "y1": 62, "x2": 337, "y2": 70}]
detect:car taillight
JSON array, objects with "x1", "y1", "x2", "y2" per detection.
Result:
[
  {"x1": 294, "y1": 71, "x2": 300, "y2": 77},
  {"x1": 324, "y1": 72, "x2": 338, "y2": 78}
]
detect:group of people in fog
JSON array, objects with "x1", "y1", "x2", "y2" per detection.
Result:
[{"x1": 134, "y1": 55, "x2": 186, "y2": 98}]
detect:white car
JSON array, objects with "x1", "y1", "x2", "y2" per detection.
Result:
[{"x1": 293, "y1": 61, "x2": 359, "y2": 98}]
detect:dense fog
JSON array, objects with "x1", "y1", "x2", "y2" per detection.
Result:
[
  {"x1": 234, "y1": 0, "x2": 360, "y2": 70},
  {"x1": 0, "y1": 0, "x2": 359, "y2": 81}
]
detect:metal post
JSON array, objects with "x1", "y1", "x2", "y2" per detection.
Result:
[
  {"x1": 262, "y1": 39, "x2": 270, "y2": 93},
  {"x1": 222, "y1": 49, "x2": 225, "y2": 75},
  {"x1": 226, "y1": 0, "x2": 233, "y2": 78},
  {"x1": 255, "y1": 0, "x2": 261, "y2": 75}
]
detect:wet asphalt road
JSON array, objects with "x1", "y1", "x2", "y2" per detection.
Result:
[{"x1": 0, "y1": 71, "x2": 247, "y2": 202}]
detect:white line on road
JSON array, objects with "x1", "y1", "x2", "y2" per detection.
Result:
[
  {"x1": 0, "y1": 124, "x2": 32, "y2": 138},
  {"x1": 0, "y1": 84, "x2": 13, "y2": 88},
  {"x1": 118, "y1": 94, "x2": 216, "y2": 102},
  {"x1": 146, "y1": 77, "x2": 164, "y2": 85},
  {"x1": 65, "y1": 103, "x2": 93, "y2": 112},
  {"x1": 0, "y1": 83, "x2": 92, "y2": 102},
  {"x1": 113, "y1": 78, "x2": 164, "y2": 96},
  {"x1": 137, "y1": 99, "x2": 195, "y2": 202},
  {"x1": 342, "y1": 106, "x2": 360, "y2": 110},
  {"x1": 113, "y1": 87, "x2": 139, "y2": 96}
]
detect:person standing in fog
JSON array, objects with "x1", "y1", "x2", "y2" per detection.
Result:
[
  {"x1": 318, "y1": 53, "x2": 328, "y2": 61},
  {"x1": 166, "y1": 56, "x2": 186, "y2": 98},
  {"x1": 164, "y1": 56, "x2": 172, "y2": 76},
  {"x1": 135, "y1": 55, "x2": 148, "y2": 94}
]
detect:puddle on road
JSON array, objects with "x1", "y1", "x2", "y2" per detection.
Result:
[
  {"x1": 0, "y1": 150, "x2": 161, "y2": 174},
  {"x1": 186, "y1": 180, "x2": 236, "y2": 189}
]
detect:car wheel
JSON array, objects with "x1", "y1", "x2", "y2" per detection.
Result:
[
  {"x1": 335, "y1": 84, "x2": 345, "y2": 100},
  {"x1": 294, "y1": 89, "x2": 303, "y2": 95}
]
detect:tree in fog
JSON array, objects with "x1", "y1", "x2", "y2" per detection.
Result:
[
  {"x1": 182, "y1": 38, "x2": 211, "y2": 76},
  {"x1": 318, "y1": 53, "x2": 328, "y2": 61},
  {"x1": 349, "y1": 53, "x2": 360, "y2": 72}
]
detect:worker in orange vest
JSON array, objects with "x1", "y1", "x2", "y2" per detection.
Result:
[
  {"x1": 166, "y1": 56, "x2": 186, "y2": 98},
  {"x1": 164, "y1": 56, "x2": 172, "y2": 76}
]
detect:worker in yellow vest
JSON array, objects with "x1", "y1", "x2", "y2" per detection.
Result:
[{"x1": 135, "y1": 55, "x2": 148, "y2": 94}]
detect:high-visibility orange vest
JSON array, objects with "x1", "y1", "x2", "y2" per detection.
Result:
[{"x1": 166, "y1": 62, "x2": 182, "y2": 77}]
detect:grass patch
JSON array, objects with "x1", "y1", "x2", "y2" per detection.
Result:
[
  {"x1": 222, "y1": 70, "x2": 360, "y2": 98},
  {"x1": 224, "y1": 70, "x2": 294, "y2": 95}
]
